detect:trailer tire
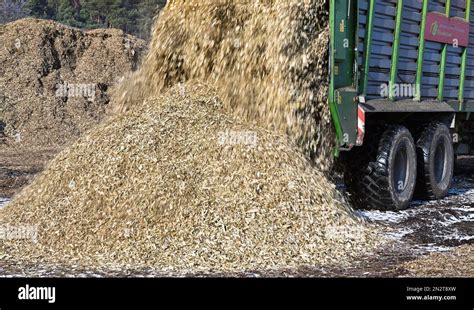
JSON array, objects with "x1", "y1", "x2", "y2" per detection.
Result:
[
  {"x1": 415, "y1": 122, "x2": 454, "y2": 200},
  {"x1": 343, "y1": 125, "x2": 417, "y2": 210}
]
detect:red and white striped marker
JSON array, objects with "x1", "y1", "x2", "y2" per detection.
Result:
[{"x1": 356, "y1": 105, "x2": 365, "y2": 146}]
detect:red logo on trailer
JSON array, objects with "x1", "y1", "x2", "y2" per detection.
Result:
[{"x1": 425, "y1": 12, "x2": 470, "y2": 47}]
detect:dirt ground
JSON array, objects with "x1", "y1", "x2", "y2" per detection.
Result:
[
  {"x1": 0, "y1": 151, "x2": 472, "y2": 277},
  {"x1": 0, "y1": 147, "x2": 61, "y2": 199}
]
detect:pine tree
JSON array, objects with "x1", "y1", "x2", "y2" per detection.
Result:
[
  {"x1": 57, "y1": 0, "x2": 82, "y2": 27},
  {"x1": 1, "y1": 0, "x2": 31, "y2": 23},
  {"x1": 136, "y1": 0, "x2": 166, "y2": 39},
  {"x1": 26, "y1": 0, "x2": 55, "y2": 18},
  {"x1": 14, "y1": 0, "x2": 167, "y2": 38}
]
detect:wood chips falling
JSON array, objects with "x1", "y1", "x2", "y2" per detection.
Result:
[
  {"x1": 114, "y1": 0, "x2": 334, "y2": 171},
  {"x1": 0, "y1": 83, "x2": 381, "y2": 272}
]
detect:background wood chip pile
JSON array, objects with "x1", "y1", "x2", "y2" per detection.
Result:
[
  {"x1": 114, "y1": 0, "x2": 334, "y2": 171},
  {"x1": 0, "y1": 83, "x2": 381, "y2": 272},
  {"x1": 0, "y1": 18, "x2": 146, "y2": 147}
]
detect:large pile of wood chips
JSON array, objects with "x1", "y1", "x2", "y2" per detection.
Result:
[
  {"x1": 1, "y1": 1, "x2": 384, "y2": 273},
  {"x1": 0, "y1": 83, "x2": 381, "y2": 272},
  {"x1": 0, "y1": 18, "x2": 145, "y2": 147}
]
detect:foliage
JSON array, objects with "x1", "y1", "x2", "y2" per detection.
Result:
[
  {"x1": 1, "y1": 0, "x2": 166, "y2": 39},
  {"x1": 1, "y1": 0, "x2": 30, "y2": 23}
]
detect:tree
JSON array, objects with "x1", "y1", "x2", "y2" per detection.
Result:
[
  {"x1": 26, "y1": 0, "x2": 55, "y2": 18},
  {"x1": 136, "y1": 0, "x2": 166, "y2": 39},
  {"x1": 0, "y1": 0, "x2": 30, "y2": 23},
  {"x1": 57, "y1": 0, "x2": 84, "y2": 27},
  {"x1": 7, "y1": 0, "x2": 167, "y2": 39}
]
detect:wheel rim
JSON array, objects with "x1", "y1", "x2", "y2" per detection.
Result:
[
  {"x1": 393, "y1": 142, "x2": 409, "y2": 193},
  {"x1": 434, "y1": 137, "x2": 447, "y2": 184}
]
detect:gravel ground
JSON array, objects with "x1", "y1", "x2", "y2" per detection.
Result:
[
  {"x1": 0, "y1": 147, "x2": 61, "y2": 198},
  {"x1": 0, "y1": 155, "x2": 472, "y2": 277}
]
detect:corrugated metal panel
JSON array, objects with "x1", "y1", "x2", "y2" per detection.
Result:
[
  {"x1": 422, "y1": 1, "x2": 445, "y2": 99},
  {"x1": 398, "y1": 0, "x2": 422, "y2": 96},
  {"x1": 360, "y1": 0, "x2": 397, "y2": 98},
  {"x1": 465, "y1": 4, "x2": 474, "y2": 100},
  {"x1": 358, "y1": 0, "x2": 368, "y2": 69},
  {"x1": 444, "y1": 1, "x2": 465, "y2": 100},
  {"x1": 358, "y1": 0, "x2": 473, "y2": 102}
]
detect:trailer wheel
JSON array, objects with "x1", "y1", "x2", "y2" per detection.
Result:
[
  {"x1": 343, "y1": 125, "x2": 417, "y2": 210},
  {"x1": 415, "y1": 122, "x2": 454, "y2": 200}
]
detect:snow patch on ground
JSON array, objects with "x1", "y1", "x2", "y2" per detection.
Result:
[
  {"x1": 356, "y1": 185, "x2": 474, "y2": 253},
  {"x1": 356, "y1": 209, "x2": 410, "y2": 224},
  {"x1": 385, "y1": 228, "x2": 414, "y2": 240},
  {"x1": 0, "y1": 198, "x2": 10, "y2": 209},
  {"x1": 414, "y1": 189, "x2": 474, "y2": 207},
  {"x1": 412, "y1": 244, "x2": 453, "y2": 253}
]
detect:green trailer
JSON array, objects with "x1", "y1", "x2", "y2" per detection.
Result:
[{"x1": 330, "y1": 0, "x2": 474, "y2": 210}]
